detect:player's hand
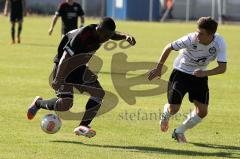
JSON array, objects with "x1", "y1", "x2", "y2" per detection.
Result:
[
  {"x1": 126, "y1": 35, "x2": 136, "y2": 46},
  {"x1": 48, "y1": 28, "x2": 53, "y2": 36},
  {"x1": 193, "y1": 69, "x2": 207, "y2": 77},
  {"x1": 148, "y1": 68, "x2": 162, "y2": 81}
]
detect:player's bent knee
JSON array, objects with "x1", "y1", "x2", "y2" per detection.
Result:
[
  {"x1": 90, "y1": 96, "x2": 103, "y2": 104},
  {"x1": 198, "y1": 109, "x2": 208, "y2": 118},
  {"x1": 195, "y1": 102, "x2": 208, "y2": 118},
  {"x1": 55, "y1": 97, "x2": 73, "y2": 111},
  {"x1": 89, "y1": 88, "x2": 105, "y2": 99},
  {"x1": 169, "y1": 104, "x2": 181, "y2": 114},
  {"x1": 99, "y1": 89, "x2": 105, "y2": 99}
]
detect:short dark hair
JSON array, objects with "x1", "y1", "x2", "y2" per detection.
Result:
[
  {"x1": 197, "y1": 17, "x2": 218, "y2": 35},
  {"x1": 99, "y1": 17, "x2": 116, "y2": 32}
]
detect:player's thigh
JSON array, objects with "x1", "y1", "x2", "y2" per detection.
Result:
[
  {"x1": 167, "y1": 69, "x2": 188, "y2": 105},
  {"x1": 189, "y1": 77, "x2": 209, "y2": 105},
  {"x1": 66, "y1": 66, "x2": 104, "y2": 97},
  {"x1": 75, "y1": 80, "x2": 105, "y2": 98}
]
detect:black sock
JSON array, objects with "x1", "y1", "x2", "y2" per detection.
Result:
[
  {"x1": 11, "y1": 27, "x2": 15, "y2": 41},
  {"x1": 36, "y1": 98, "x2": 58, "y2": 110},
  {"x1": 17, "y1": 26, "x2": 22, "y2": 38},
  {"x1": 80, "y1": 99, "x2": 101, "y2": 126}
]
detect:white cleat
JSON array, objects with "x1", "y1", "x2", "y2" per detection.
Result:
[{"x1": 74, "y1": 125, "x2": 96, "y2": 138}]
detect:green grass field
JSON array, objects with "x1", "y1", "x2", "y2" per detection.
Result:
[{"x1": 0, "y1": 16, "x2": 240, "y2": 159}]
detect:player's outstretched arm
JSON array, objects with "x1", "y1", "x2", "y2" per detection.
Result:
[
  {"x1": 193, "y1": 62, "x2": 227, "y2": 77},
  {"x1": 3, "y1": 0, "x2": 9, "y2": 16},
  {"x1": 111, "y1": 31, "x2": 136, "y2": 46},
  {"x1": 49, "y1": 15, "x2": 59, "y2": 36},
  {"x1": 148, "y1": 43, "x2": 173, "y2": 81}
]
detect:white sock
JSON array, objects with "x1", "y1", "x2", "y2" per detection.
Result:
[
  {"x1": 161, "y1": 104, "x2": 172, "y2": 121},
  {"x1": 175, "y1": 110, "x2": 202, "y2": 133}
]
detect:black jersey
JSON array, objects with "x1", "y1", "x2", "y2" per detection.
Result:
[
  {"x1": 56, "y1": 2, "x2": 85, "y2": 35},
  {"x1": 55, "y1": 24, "x2": 101, "y2": 64},
  {"x1": 10, "y1": 0, "x2": 23, "y2": 21}
]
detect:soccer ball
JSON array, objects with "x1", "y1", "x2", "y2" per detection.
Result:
[{"x1": 40, "y1": 114, "x2": 62, "y2": 134}]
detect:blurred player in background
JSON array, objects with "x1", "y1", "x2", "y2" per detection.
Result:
[
  {"x1": 48, "y1": 0, "x2": 85, "y2": 36},
  {"x1": 4, "y1": 0, "x2": 27, "y2": 44},
  {"x1": 28, "y1": 17, "x2": 136, "y2": 138},
  {"x1": 148, "y1": 17, "x2": 227, "y2": 143}
]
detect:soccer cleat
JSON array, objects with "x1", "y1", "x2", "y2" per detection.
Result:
[
  {"x1": 27, "y1": 96, "x2": 42, "y2": 120},
  {"x1": 172, "y1": 129, "x2": 187, "y2": 143},
  {"x1": 160, "y1": 113, "x2": 169, "y2": 132},
  {"x1": 74, "y1": 125, "x2": 96, "y2": 138}
]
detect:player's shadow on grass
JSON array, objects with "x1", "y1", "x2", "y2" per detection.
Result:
[
  {"x1": 190, "y1": 142, "x2": 240, "y2": 151},
  {"x1": 51, "y1": 140, "x2": 238, "y2": 158}
]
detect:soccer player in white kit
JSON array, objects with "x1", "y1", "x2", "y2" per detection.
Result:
[{"x1": 148, "y1": 17, "x2": 227, "y2": 143}]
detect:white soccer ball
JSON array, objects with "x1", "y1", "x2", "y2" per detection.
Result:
[{"x1": 40, "y1": 114, "x2": 62, "y2": 134}]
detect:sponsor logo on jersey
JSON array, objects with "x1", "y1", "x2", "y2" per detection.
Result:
[
  {"x1": 192, "y1": 44, "x2": 197, "y2": 49},
  {"x1": 67, "y1": 12, "x2": 77, "y2": 18},
  {"x1": 209, "y1": 47, "x2": 217, "y2": 54}
]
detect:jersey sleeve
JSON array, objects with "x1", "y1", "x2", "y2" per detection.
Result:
[
  {"x1": 216, "y1": 37, "x2": 227, "y2": 62},
  {"x1": 171, "y1": 33, "x2": 193, "y2": 51},
  {"x1": 77, "y1": 4, "x2": 85, "y2": 16},
  {"x1": 55, "y1": 3, "x2": 64, "y2": 16}
]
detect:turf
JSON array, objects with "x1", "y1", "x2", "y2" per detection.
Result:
[{"x1": 0, "y1": 16, "x2": 239, "y2": 159}]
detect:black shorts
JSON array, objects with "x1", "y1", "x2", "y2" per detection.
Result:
[
  {"x1": 167, "y1": 69, "x2": 209, "y2": 105},
  {"x1": 10, "y1": 13, "x2": 23, "y2": 22},
  {"x1": 65, "y1": 65, "x2": 97, "y2": 85},
  {"x1": 52, "y1": 64, "x2": 100, "y2": 95}
]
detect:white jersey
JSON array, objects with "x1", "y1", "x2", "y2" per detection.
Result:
[{"x1": 171, "y1": 32, "x2": 227, "y2": 74}]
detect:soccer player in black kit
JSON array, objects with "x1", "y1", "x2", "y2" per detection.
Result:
[
  {"x1": 49, "y1": 0, "x2": 85, "y2": 36},
  {"x1": 27, "y1": 17, "x2": 136, "y2": 138},
  {"x1": 4, "y1": 0, "x2": 27, "y2": 44}
]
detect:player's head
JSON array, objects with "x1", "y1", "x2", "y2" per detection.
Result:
[
  {"x1": 97, "y1": 17, "x2": 116, "y2": 43},
  {"x1": 196, "y1": 17, "x2": 218, "y2": 44}
]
